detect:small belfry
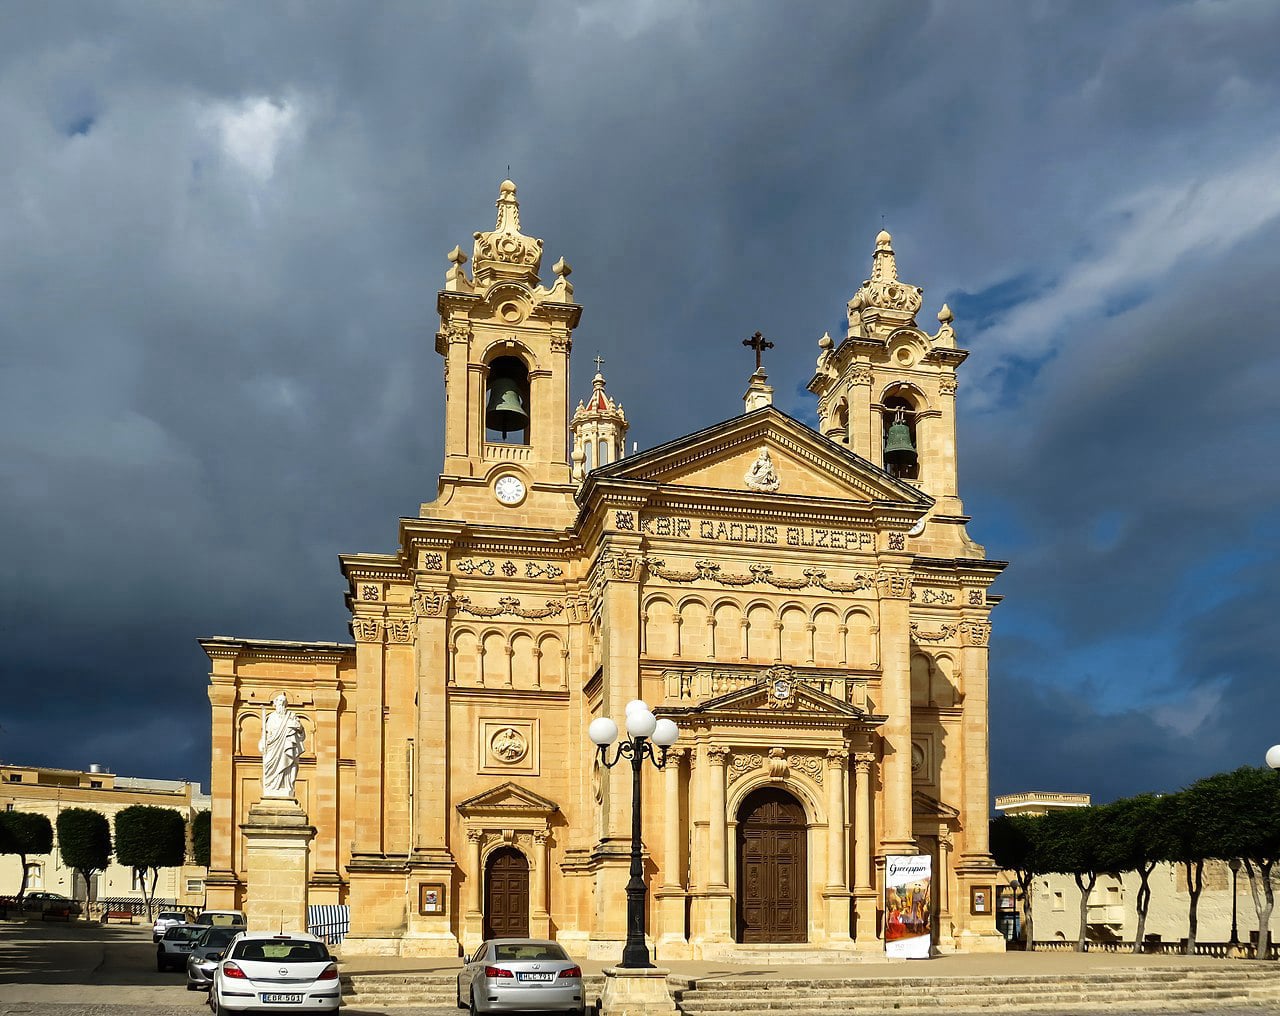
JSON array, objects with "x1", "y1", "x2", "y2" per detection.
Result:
[
  {"x1": 809, "y1": 229, "x2": 971, "y2": 551},
  {"x1": 570, "y1": 358, "x2": 629, "y2": 484}
]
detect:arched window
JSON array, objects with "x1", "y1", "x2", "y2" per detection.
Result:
[
  {"x1": 882, "y1": 395, "x2": 919, "y2": 480},
  {"x1": 485, "y1": 356, "x2": 530, "y2": 444}
]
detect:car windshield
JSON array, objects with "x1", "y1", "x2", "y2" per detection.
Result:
[
  {"x1": 197, "y1": 928, "x2": 238, "y2": 949},
  {"x1": 157, "y1": 912, "x2": 186, "y2": 921},
  {"x1": 232, "y1": 940, "x2": 329, "y2": 963},
  {"x1": 198, "y1": 913, "x2": 244, "y2": 926},
  {"x1": 493, "y1": 943, "x2": 568, "y2": 962},
  {"x1": 164, "y1": 926, "x2": 202, "y2": 942}
]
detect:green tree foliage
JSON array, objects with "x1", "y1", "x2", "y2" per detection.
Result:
[
  {"x1": 1104, "y1": 794, "x2": 1164, "y2": 953},
  {"x1": 1189, "y1": 767, "x2": 1280, "y2": 958},
  {"x1": 989, "y1": 814, "x2": 1044, "y2": 950},
  {"x1": 192, "y1": 810, "x2": 211, "y2": 869},
  {"x1": 55, "y1": 808, "x2": 111, "y2": 906},
  {"x1": 1038, "y1": 805, "x2": 1122, "y2": 952},
  {"x1": 114, "y1": 805, "x2": 186, "y2": 920},
  {"x1": 1158, "y1": 783, "x2": 1216, "y2": 954},
  {"x1": 0, "y1": 811, "x2": 54, "y2": 899}
]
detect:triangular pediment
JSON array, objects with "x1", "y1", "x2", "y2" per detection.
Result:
[
  {"x1": 456, "y1": 781, "x2": 560, "y2": 817},
  {"x1": 913, "y1": 790, "x2": 960, "y2": 821},
  {"x1": 668, "y1": 671, "x2": 883, "y2": 723},
  {"x1": 586, "y1": 407, "x2": 930, "y2": 506}
]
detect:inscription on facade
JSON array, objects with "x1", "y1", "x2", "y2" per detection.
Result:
[{"x1": 619, "y1": 511, "x2": 872, "y2": 551}]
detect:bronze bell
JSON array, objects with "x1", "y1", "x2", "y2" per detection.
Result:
[
  {"x1": 485, "y1": 376, "x2": 529, "y2": 436},
  {"x1": 884, "y1": 410, "x2": 917, "y2": 465}
]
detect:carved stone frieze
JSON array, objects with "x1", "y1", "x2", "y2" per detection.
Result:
[
  {"x1": 420, "y1": 552, "x2": 443, "y2": 571},
  {"x1": 646, "y1": 558, "x2": 874, "y2": 594},
  {"x1": 939, "y1": 377, "x2": 958, "y2": 396},
  {"x1": 604, "y1": 551, "x2": 641, "y2": 582},
  {"x1": 911, "y1": 622, "x2": 958, "y2": 643},
  {"x1": 729, "y1": 752, "x2": 761, "y2": 784},
  {"x1": 360, "y1": 584, "x2": 380, "y2": 601},
  {"x1": 452, "y1": 595, "x2": 564, "y2": 620},
  {"x1": 352, "y1": 617, "x2": 383, "y2": 643},
  {"x1": 788, "y1": 753, "x2": 823, "y2": 785},
  {"x1": 386, "y1": 618, "x2": 413, "y2": 644},
  {"x1": 849, "y1": 364, "x2": 873, "y2": 386},
  {"x1": 916, "y1": 588, "x2": 956, "y2": 605}
]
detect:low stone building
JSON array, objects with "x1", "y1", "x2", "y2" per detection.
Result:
[
  {"x1": 0, "y1": 762, "x2": 209, "y2": 909},
  {"x1": 203, "y1": 181, "x2": 1007, "y2": 959}
]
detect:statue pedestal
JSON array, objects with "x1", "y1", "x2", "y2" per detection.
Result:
[
  {"x1": 242, "y1": 797, "x2": 315, "y2": 934},
  {"x1": 599, "y1": 967, "x2": 678, "y2": 1016}
]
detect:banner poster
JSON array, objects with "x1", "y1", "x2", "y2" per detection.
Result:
[{"x1": 884, "y1": 854, "x2": 933, "y2": 959}]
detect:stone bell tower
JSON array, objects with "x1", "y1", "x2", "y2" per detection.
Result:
[
  {"x1": 808, "y1": 230, "x2": 977, "y2": 554},
  {"x1": 430, "y1": 181, "x2": 582, "y2": 523},
  {"x1": 569, "y1": 363, "x2": 629, "y2": 484}
]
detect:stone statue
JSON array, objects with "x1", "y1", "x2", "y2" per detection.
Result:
[
  {"x1": 259, "y1": 693, "x2": 305, "y2": 799},
  {"x1": 744, "y1": 447, "x2": 781, "y2": 492}
]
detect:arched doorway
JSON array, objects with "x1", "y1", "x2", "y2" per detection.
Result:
[
  {"x1": 736, "y1": 786, "x2": 807, "y2": 943},
  {"x1": 484, "y1": 846, "x2": 529, "y2": 939}
]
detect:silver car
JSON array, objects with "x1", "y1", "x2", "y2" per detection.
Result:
[
  {"x1": 457, "y1": 939, "x2": 584, "y2": 1015},
  {"x1": 186, "y1": 925, "x2": 242, "y2": 990}
]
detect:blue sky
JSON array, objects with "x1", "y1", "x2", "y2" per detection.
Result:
[{"x1": 2, "y1": 1, "x2": 1279, "y2": 806}]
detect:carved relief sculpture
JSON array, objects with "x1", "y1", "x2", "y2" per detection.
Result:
[{"x1": 744, "y1": 447, "x2": 781, "y2": 492}]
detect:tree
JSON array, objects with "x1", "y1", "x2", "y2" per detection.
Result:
[
  {"x1": 1158, "y1": 785, "x2": 1214, "y2": 954},
  {"x1": 192, "y1": 810, "x2": 211, "y2": 869},
  {"x1": 1104, "y1": 794, "x2": 1165, "y2": 953},
  {"x1": 1038, "y1": 805, "x2": 1120, "y2": 952},
  {"x1": 990, "y1": 813, "x2": 1044, "y2": 950},
  {"x1": 56, "y1": 808, "x2": 111, "y2": 907},
  {"x1": 114, "y1": 806, "x2": 186, "y2": 920},
  {"x1": 1191, "y1": 767, "x2": 1280, "y2": 959},
  {"x1": 0, "y1": 811, "x2": 54, "y2": 899}
]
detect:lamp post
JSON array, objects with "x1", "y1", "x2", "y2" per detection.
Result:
[
  {"x1": 589, "y1": 699, "x2": 680, "y2": 969},
  {"x1": 1228, "y1": 858, "x2": 1240, "y2": 946}
]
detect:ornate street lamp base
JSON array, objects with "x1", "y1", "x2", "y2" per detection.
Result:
[{"x1": 599, "y1": 965, "x2": 678, "y2": 1016}]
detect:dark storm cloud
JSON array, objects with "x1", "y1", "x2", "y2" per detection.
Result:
[{"x1": 2, "y1": 1, "x2": 1279, "y2": 801}]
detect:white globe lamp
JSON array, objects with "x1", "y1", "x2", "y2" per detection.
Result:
[
  {"x1": 652, "y1": 718, "x2": 679, "y2": 747},
  {"x1": 589, "y1": 717, "x2": 618, "y2": 747},
  {"x1": 625, "y1": 708, "x2": 657, "y2": 739}
]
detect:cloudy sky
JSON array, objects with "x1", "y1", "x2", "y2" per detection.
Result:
[{"x1": 3, "y1": 1, "x2": 1279, "y2": 807}]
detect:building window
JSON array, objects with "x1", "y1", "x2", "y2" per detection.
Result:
[
  {"x1": 25, "y1": 863, "x2": 42, "y2": 889},
  {"x1": 7, "y1": 774, "x2": 21, "y2": 783},
  {"x1": 89, "y1": 780, "x2": 102, "y2": 789},
  {"x1": 185, "y1": 878, "x2": 205, "y2": 894},
  {"x1": 1052, "y1": 891, "x2": 1065, "y2": 912},
  {"x1": 4, "y1": 803, "x2": 13, "y2": 811}
]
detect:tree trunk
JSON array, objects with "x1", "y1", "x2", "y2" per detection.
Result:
[
  {"x1": 1132, "y1": 863, "x2": 1154, "y2": 954},
  {"x1": 136, "y1": 866, "x2": 156, "y2": 922},
  {"x1": 16, "y1": 851, "x2": 28, "y2": 901},
  {"x1": 1075, "y1": 872, "x2": 1096, "y2": 952},
  {"x1": 1183, "y1": 860, "x2": 1203, "y2": 954},
  {"x1": 1243, "y1": 859, "x2": 1276, "y2": 960},
  {"x1": 1018, "y1": 873, "x2": 1035, "y2": 951}
]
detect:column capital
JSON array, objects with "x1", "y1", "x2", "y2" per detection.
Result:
[
  {"x1": 466, "y1": 828, "x2": 485, "y2": 844},
  {"x1": 826, "y1": 747, "x2": 850, "y2": 767},
  {"x1": 707, "y1": 745, "x2": 731, "y2": 766},
  {"x1": 853, "y1": 751, "x2": 876, "y2": 772}
]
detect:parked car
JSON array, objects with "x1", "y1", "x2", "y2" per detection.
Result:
[
  {"x1": 21, "y1": 891, "x2": 82, "y2": 918},
  {"x1": 156, "y1": 924, "x2": 204, "y2": 972},
  {"x1": 186, "y1": 925, "x2": 243, "y2": 991},
  {"x1": 208, "y1": 931, "x2": 340, "y2": 1014},
  {"x1": 457, "y1": 938, "x2": 584, "y2": 1015},
  {"x1": 194, "y1": 909, "x2": 247, "y2": 928},
  {"x1": 152, "y1": 910, "x2": 191, "y2": 942}
]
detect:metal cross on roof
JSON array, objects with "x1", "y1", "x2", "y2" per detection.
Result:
[
  {"x1": 594, "y1": 355, "x2": 605, "y2": 373},
  {"x1": 743, "y1": 331, "x2": 774, "y2": 372}
]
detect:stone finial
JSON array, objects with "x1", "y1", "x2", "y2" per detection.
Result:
[
  {"x1": 471, "y1": 179, "x2": 544, "y2": 286},
  {"x1": 846, "y1": 228, "x2": 924, "y2": 338},
  {"x1": 444, "y1": 244, "x2": 472, "y2": 292},
  {"x1": 743, "y1": 368, "x2": 774, "y2": 413},
  {"x1": 553, "y1": 256, "x2": 571, "y2": 278}
]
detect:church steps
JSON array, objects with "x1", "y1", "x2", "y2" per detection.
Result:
[{"x1": 341, "y1": 965, "x2": 1280, "y2": 1010}]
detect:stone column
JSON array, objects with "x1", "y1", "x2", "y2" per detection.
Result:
[
  {"x1": 851, "y1": 750, "x2": 877, "y2": 947},
  {"x1": 655, "y1": 748, "x2": 689, "y2": 956},
  {"x1": 823, "y1": 747, "x2": 851, "y2": 942},
  {"x1": 309, "y1": 679, "x2": 344, "y2": 906},
  {"x1": 204, "y1": 663, "x2": 240, "y2": 910},
  {"x1": 707, "y1": 746, "x2": 729, "y2": 889},
  {"x1": 462, "y1": 829, "x2": 484, "y2": 953},
  {"x1": 875, "y1": 568, "x2": 916, "y2": 856},
  {"x1": 241, "y1": 797, "x2": 315, "y2": 934},
  {"x1": 531, "y1": 832, "x2": 550, "y2": 937}
]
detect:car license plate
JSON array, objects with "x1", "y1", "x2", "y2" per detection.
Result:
[
  {"x1": 260, "y1": 993, "x2": 304, "y2": 1003},
  {"x1": 518, "y1": 972, "x2": 555, "y2": 982}
]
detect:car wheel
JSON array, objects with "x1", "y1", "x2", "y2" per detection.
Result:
[
  {"x1": 456, "y1": 975, "x2": 467, "y2": 1009},
  {"x1": 156, "y1": 955, "x2": 166, "y2": 972},
  {"x1": 187, "y1": 981, "x2": 197, "y2": 991},
  {"x1": 469, "y1": 986, "x2": 480, "y2": 1016}
]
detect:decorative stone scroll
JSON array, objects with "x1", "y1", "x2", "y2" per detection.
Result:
[
  {"x1": 875, "y1": 570, "x2": 914, "y2": 600},
  {"x1": 910, "y1": 622, "x2": 958, "y2": 643},
  {"x1": 456, "y1": 559, "x2": 565, "y2": 580},
  {"x1": 385, "y1": 618, "x2": 413, "y2": 644},
  {"x1": 917, "y1": 588, "x2": 956, "y2": 605},
  {"x1": 646, "y1": 558, "x2": 874, "y2": 594},
  {"x1": 604, "y1": 552, "x2": 640, "y2": 582},
  {"x1": 452, "y1": 595, "x2": 565, "y2": 620},
  {"x1": 352, "y1": 617, "x2": 383, "y2": 643},
  {"x1": 960, "y1": 620, "x2": 991, "y2": 647},
  {"x1": 788, "y1": 753, "x2": 823, "y2": 785},
  {"x1": 412, "y1": 590, "x2": 450, "y2": 617}
]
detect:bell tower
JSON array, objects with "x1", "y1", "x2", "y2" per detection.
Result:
[
  {"x1": 809, "y1": 230, "x2": 978, "y2": 553},
  {"x1": 430, "y1": 181, "x2": 581, "y2": 521}
]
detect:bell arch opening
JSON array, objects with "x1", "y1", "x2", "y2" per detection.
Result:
[
  {"x1": 735, "y1": 785, "x2": 808, "y2": 943},
  {"x1": 882, "y1": 394, "x2": 919, "y2": 480},
  {"x1": 485, "y1": 355, "x2": 531, "y2": 444}
]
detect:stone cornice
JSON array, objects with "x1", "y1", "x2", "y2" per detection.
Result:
[{"x1": 199, "y1": 637, "x2": 353, "y2": 664}]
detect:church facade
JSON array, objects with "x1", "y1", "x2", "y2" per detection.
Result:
[{"x1": 201, "y1": 182, "x2": 1006, "y2": 958}]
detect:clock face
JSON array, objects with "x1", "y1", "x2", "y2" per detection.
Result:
[{"x1": 494, "y1": 475, "x2": 526, "y2": 505}]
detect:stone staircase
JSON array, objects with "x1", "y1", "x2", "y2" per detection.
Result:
[
  {"x1": 341, "y1": 964, "x2": 1280, "y2": 1013},
  {"x1": 672, "y1": 966, "x2": 1280, "y2": 1016}
]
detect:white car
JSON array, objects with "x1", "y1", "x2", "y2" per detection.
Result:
[
  {"x1": 152, "y1": 910, "x2": 190, "y2": 942},
  {"x1": 209, "y1": 931, "x2": 340, "y2": 1014}
]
